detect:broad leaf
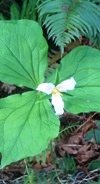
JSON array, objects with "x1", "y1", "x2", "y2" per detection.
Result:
[
  {"x1": 0, "y1": 20, "x2": 48, "y2": 89},
  {"x1": 0, "y1": 91, "x2": 59, "y2": 168},
  {"x1": 63, "y1": 87, "x2": 100, "y2": 114},
  {"x1": 58, "y1": 46, "x2": 100, "y2": 85},
  {"x1": 47, "y1": 46, "x2": 100, "y2": 113}
]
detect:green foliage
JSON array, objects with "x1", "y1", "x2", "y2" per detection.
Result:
[
  {"x1": 10, "y1": 1, "x2": 20, "y2": 20},
  {"x1": 10, "y1": 0, "x2": 38, "y2": 20},
  {"x1": 56, "y1": 155, "x2": 76, "y2": 174},
  {"x1": 32, "y1": 156, "x2": 76, "y2": 183},
  {"x1": 24, "y1": 161, "x2": 37, "y2": 184},
  {"x1": 0, "y1": 13, "x2": 5, "y2": 20},
  {"x1": 59, "y1": 122, "x2": 79, "y2": 138},
  {"x1": 21, "y1": 0, "x2": 38, "y2": 20},
  {"x1": 0, "y1": 91, "x2": 59, "y2": 168},
  {"x1": 87, "y1": 181, "x2": 100, "y2": 184},
  {"x1": 38, "y1": 0, "x2": 100, "y2": 53},
  {"x1": 47, "y1": 46, "x2": 100, "y2": 113},
  {"x1": 0, "y1": 20, "x2": 48, "y2": 89},
  {"x1": 85, "y1": 121, "x2": 100, "y2": 144},
  {"x1": 88, "y1": 160, "x2": 100, "y2": 170},
  {"x1": 0, "y1": 20, "x2": 59, "y2": 168},
  {"x1": 0, "y1": 20, "x2": 100, "y2": 168}
]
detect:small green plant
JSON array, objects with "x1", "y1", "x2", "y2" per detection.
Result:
[
  {"x1": 0, "y1": 0, "x2": 38, "y2": 20},
  {"x1": 0, "y1": 20, "x2": 100, "y2": 168},
  {"x1": 10, "y1": 0, "x2": 38, "y2": 20}
]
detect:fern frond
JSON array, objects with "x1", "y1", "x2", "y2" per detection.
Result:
[
  {"x1": 38, "y1": 0, "x2": 100, "y2": 53},
  {"x1": 59, "y1": 122, "x2": 79, "y2": 138}
]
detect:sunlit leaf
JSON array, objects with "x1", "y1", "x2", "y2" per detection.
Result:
[
  {"x1": 0, "y1": 91, "x2": 59, "y2": 168},
  {"x1": 0, "y1": 20, "x2": 48, "y2": 89},
  {"x1": 49, "y1": 46, "x2": 100, "y2": 114}
]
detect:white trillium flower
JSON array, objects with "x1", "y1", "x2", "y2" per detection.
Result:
[{"x1": 36, "y1": 77, "x2": 76, "y2": 115}]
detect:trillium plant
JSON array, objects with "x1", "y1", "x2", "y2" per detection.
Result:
[{"x1": 0, "y1": 20, "x2": 100, "y2": 168}]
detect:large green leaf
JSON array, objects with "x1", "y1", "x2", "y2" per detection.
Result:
[
  {"x1": 62, "y1": 46, "x2": 100, "y2": 113},
  {"x1": 0, "y1": 91, "x2": 59, "y2": 168},
  {"x1": 48, "y1": 46, "x2": 100, "y2": 84},
  {"x1": 0, "y1": 20, "x2": 48, "y2": 89},
  {"x1": 58, "y1": 46, "x2": 100, "y2": 84},
  {"x1": 47, "y1": 46, "x2": 100, "y2": 113},
  {"x1": 63, "y1": 87, "x2": 100, "y2": 113}
]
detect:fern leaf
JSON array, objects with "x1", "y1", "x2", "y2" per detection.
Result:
[{"x1": 38, "y1": 0, "x2": 100, "y2": 53}]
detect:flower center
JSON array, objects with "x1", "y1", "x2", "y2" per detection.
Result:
[{"x1": 52, "y1": 88, "x2": 60, "y2": 95}]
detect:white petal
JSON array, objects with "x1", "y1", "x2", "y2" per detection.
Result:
[
  {"x1": 56, "y1": 77, "x2": 76, "y2": 92},
  {"x1": 36, "y1": 83, "x2": 55, "y2": 95},
  {"x1": 52, "y1": 94, "x2": 64, "y2": 115}
]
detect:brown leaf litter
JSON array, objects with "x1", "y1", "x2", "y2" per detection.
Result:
[{"x1": 56, "y1": 114, "x2": 100, "y2": 165}]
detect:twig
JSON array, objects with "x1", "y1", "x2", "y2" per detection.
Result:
[
  {"x1": 62, "y1": 144, "x2": 82, "y2": 148},
  {"x1": 0, "y1": 180, "x2": 7, "y2": 184},
  {"x1": 72, "y1": 171, "x2": 84, "y2": 184},
  {"x1": 10, "y1": 175, "x2": 27, "y2": 183},
  {"x1": 73, "y1": 169, "x2": 100, "y2": 184},
  {"x1": 74, "y1": 112, "x2": 97, "y2": 133}
]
